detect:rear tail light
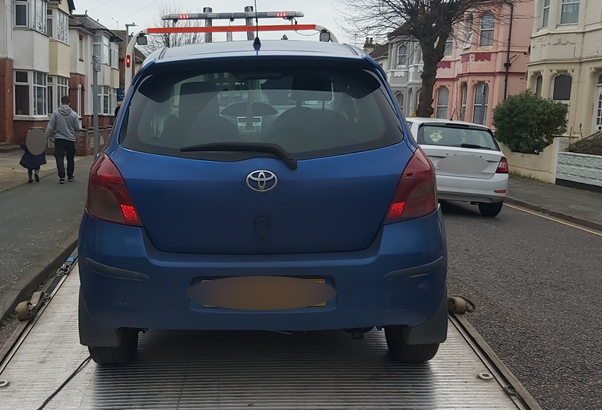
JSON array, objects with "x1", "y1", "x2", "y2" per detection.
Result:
[
  {"x1": 496, "y1": 157, "x2": 509, "y2": 174},
  {"x1": 384, "y1": 148, "x2": 438, "y2": 224},
  {"x1": 86, "y1": 154, "x2": 142, "y2": 226}
]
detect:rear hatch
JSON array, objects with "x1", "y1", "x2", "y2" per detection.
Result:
[
  {"x1": 416, "y1": 123, "x2": 502, "y2": 179},
  {"x1": 114, "y1": 56, "x2": 412, "y2": 255}
]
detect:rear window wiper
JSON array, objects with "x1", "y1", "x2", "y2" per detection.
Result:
[
  {"x1": 460, "y1": 143, "x2": 491, "y2": 150},
  {"x1": 180, "y1": 142, "x2": 298, "y2": 170}
]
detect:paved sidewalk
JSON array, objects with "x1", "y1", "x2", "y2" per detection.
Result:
[
  {"x1": 0, "y1": 151, "x2": 91, "y2": 193},
  {"x1": 0, "y1": 154, "x2": 95, "y2": 318},
  {"x1": 506, "y1": 175, "x2": 602, "y2": 231}
]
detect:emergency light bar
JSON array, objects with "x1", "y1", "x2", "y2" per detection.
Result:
[
  {"x1": 124, "y1": 23, "x2": 338, "y2": 95},
  {"x1": 162, "y1": 11, "x2": 304, "y2": 21},
  {"x1": 146, "y1": 24, "x2": 320, "y2": 35}
]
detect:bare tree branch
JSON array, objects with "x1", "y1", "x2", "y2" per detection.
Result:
[{"x1": 140, "y1": 0, "x2": 205, "y2": 55}]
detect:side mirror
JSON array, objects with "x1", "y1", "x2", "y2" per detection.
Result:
[{"x1": 137, "y1": 35, "x2": 148, "y2": 46}]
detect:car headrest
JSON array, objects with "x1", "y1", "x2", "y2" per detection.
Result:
[
  {"x1": 179, "y1": 81, "x2": 220, "y2": 123},
  {"x1": 290, "y1": 75, "x2": 332, "y2": 102}
]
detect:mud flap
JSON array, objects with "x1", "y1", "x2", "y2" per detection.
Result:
[
  {"x1": 78, "y1": 289, "x2": 123, "y2": 347},
  {"x1": 402, "y1": 286, "x2": 448, "y2": 345}
]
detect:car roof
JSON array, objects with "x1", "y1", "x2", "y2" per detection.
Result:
[
  {"x1": 406, "y1": 117, "x2": 492, "y2": 130},
  {"x1": 146, "y1": 40, "x2": 368, "y2": 65}
]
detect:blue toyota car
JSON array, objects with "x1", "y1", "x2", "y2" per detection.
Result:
[{"x1": 78, "y1": 39, "x2": 448, "y2": 365}]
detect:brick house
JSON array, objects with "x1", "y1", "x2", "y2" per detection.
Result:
[
  {"x1": 69, "y1": 14, "x2": 121, "y2": 128},
  {"x1": 0, "y1": 0, "x2": 76, "y2": 145}
]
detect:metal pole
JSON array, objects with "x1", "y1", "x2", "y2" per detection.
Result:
[
  {"x1": 93, "y1": 56, "x2": 100, "y2": 159},
  {"x1": 204, "y1": 7, "x2": 212, "y2": 43},
  {"x1": 245, "y1": 6, "x2": 254, "y2": 41},
  {"x1": 503, "y1": 2, "x2": 514, "y2": 101}
]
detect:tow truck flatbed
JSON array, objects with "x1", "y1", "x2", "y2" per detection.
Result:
[{"x1": 0, "y1": 257, "x2": 537, "y2": 410}]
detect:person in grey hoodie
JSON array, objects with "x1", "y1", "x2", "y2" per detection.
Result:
[{"x1": 45, "y1": 95, "x2": 80, "y2": 184}]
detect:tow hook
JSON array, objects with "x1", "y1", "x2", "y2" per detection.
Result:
[
  {"x1": 15, "y1": 291, "x2": 46, "y2": 322},
  {"x1": 448, "y1": 295, "x2": 476, "y2": 315},
  {"x1": 345, "y1": 327, "x2": 374, "y2": 340}
]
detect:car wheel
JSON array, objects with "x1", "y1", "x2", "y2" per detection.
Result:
[
  {"x1": 88, "y1": 328, "x2": 139, "y2": 365},
  {"x1": 384, "y1": 326, "x2": 440, "y2": 363},
  {"x1": 478, "y1": 201, "x2": 503, "y2": 217}
]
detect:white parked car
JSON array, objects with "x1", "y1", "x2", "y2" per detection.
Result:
[{"x1": 405, "y1": 118, "x2": 508, "y2": 217}]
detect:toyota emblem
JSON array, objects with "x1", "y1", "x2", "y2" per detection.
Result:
[{"x1": 246, "y1": 170, "x2": 278, "y2": 192}]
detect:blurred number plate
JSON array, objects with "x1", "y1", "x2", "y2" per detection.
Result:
[{"x1": 200, "y1": 278, "x2": 327, "y2": 308}]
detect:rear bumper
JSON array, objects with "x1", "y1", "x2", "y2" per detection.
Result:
[
  {"x1": 78, "y1": 207, "x2": 447, "y2": 337},
  {"x1": 436, "y1": 173, "x2": 508, "y2": 203}
]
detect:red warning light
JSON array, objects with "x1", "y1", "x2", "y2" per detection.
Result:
[
  {"x1": 126, "y1": 55, "x2": 131, "y2": 68},
  {"x1": 179, "y1": 14, "x2": 189, "y2": 19},
  {"x1": 277, "y1": 12, "x2": 286, "y2": 17}
]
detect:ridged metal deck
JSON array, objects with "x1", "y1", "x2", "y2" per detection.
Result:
[{"x1": 0, "y1": 267, "x2": 524, "y2": 410}]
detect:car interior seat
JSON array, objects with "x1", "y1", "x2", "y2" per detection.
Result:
[
  {"x1": 179, "y1": 81, "x2": 240, "y2": 147},
  {"x1": 266, "y1": 75, "x2": 352, "y2": 152}
]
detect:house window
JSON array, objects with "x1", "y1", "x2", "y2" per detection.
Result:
[
  {"x1": 542, "y1": 0, "x2": 550, "y2": 28},
  {"x1": 96, "y1": 86, "x2": 114, "y2": 114},
  {"x1": 553, "y1": 74, "x2": 572, "y2": 101},
  {"x1": 47, "y1": 76, "x2": 69, "y2": 114},
  {"x1": 47, "y1": 76, "x2": 53, "y2": 114},
  {"x1": 14, "y1": 70, "x2": 47, "y2": 116},
  {"x1": 56, "y1": 10, "x2": 69, "y2": 43},
  {"x1": 33, "y1": 72, "x2": 47, "y2": 115},
  {"x1": 397, "y1": 44, "x2": 407, "y2": 66},
  {"x1": 33, "y1": 0, "x2": 46, "y2": 33},
  {"x1": 463, "y1": 15, "x2": 473, "y2": 48},
  {"x1": 79, "y1": 35, "x2": 84, "y2": 61},
  {"x1": 396, "y1": 92, "x2": 404, "y2": 112},
  {"x1": 14, "y1": 71, "x2": 30, "y2": 115},
  {"x1": 594, "y1": 74, "x2": 602, "y2": 132},
  {"x1": 93, "y1": 35, "x2": 110, "y2": 65},
  {"x1": 46, "y1": 9, "x2": 53, "y2": 37},
  {"x1": 436, "y1": 87, "x2": 449, "y2": 119},
  {"x1": 479, "y1": 14, "x2": 495, "y2": 47},
  {"x1": 553, "y1": 74, "x2": 572, "y2": 120},
  {"x1": 110, "y1": 42, "x2": 119, "y2": 69},
  {"x1": 535, "y1": 75, "x2": 543, "y2": 97},
  {"x1": 560, "y1": 0, "x2": 580, "y2": 25},
  {"x1": 14, "y1": 0, "x2": 28, "y2": 27},
  {"x1": 473, "y1": 82, "x2": 489, "y2": 125},
  {"x1": 460, "y1": 83, "x2": 467, "y2": 121}
]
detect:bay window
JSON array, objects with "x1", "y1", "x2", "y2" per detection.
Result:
[
  {"x1": 14, "y1": 0, "x2": 46, "y2": 33},
  {"x1": 14, "y1": 70, "x2": 47, "y2": 116}
]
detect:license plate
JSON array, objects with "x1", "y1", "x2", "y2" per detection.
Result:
[{"x1": 200, "y1": 278, "x2": 327, "y2": 308}]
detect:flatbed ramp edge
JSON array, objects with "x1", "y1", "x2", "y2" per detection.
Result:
[{"x1": 0, "y1": 254, "x2": 540, "y2": 410}]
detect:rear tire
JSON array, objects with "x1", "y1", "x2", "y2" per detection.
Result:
[
  {"x1": 478, "y1": 201, "x2": 503, "y2": 217},
  {"x1": 88, "y1": 329, "x2": 139, "y2": 365},
  {"x1": 384, "y1": 326, "x2": 440, "y2": 363}
]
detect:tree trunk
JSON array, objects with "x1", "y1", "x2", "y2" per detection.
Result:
[{"x1": 417, "y1": 48, "x2": 437, "y2": 118}]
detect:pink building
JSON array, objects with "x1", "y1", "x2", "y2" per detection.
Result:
[{"x1": 433, "y1": 1, "x2": 534, "y2": 128}]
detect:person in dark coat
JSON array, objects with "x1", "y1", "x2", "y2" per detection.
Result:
[{"x1": 20, "y1": 140, "x2": 47, "y2": 183}]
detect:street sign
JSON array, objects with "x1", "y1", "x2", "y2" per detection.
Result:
[{"x1": 93, "y1": 56, "x2": 101, "y2": 73}]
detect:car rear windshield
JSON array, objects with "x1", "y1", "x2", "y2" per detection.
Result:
[
  {"x1": 417, "y1": 124, "x2": 499, "y2": 150},
  {"x1": 118, "y1": 60, "x2": 403, "y2": 160}
]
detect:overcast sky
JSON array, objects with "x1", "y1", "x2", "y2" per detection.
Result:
[{"x1": 71, "y1": 0, "x2": 361, "y2": 46}]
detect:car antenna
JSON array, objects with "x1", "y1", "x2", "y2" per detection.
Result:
[{"x1": 253, "y1": 0, "x2": 261, "y2": 51}]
